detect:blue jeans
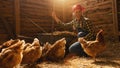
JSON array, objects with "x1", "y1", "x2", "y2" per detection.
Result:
[
  {"x1": 69, "y1": 42, "x2": 88, "y2": 56},
  {"x1": 77, "y1": 28, "x2": 89, "y2": 38},
  {"x1": 68, "y1": 28, "x2": 88, "y2": 56}
]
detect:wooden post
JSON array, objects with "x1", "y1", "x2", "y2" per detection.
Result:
[
  {"x1": 14, "y1": 0, "x2": 20, "y2": 37},
  {"x1": 112, "y1": 0, "x2": 119, "y2": 41}
]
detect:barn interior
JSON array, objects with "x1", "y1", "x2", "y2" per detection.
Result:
[
  {"x1": 0, "y1": 0, "x2": 120, "y2": 43},
  {"x1": 0, "y1": 0, "x2": 120, "y2": 68}
]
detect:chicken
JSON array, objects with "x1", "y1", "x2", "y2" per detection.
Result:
[
  {"x1": 0, "y1": 40, "x2": 25, "y2": 68},
  {"x1": 46, "y1": 38, "x2": 66, "y2": 61},
  {"x1": 41, "y1": 42, "x2": 52, "y2": 60},
  {"x1": 0, "y1": 39, "x2": 20, "y2": 52},
  {"x1": 78, "y1": 29, "x2": 106, "y2": 61},
  {"x1": 22, "y1": 38, "x2": 42, "y2": 64}
]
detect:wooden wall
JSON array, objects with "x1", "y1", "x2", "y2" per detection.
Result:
[
  {"x1": 0, "y1": 0, "x2": 119, "y2": 44},
  {"x1": 117, "y1": 0, "x2": 120, "y2": 32},
  {"x1": 20, "y1": 0, "x2": 53, "y2": 36},
  {"x1": 116, "y1": 0, "x2": 120, "y2": 40},
  {"x1": 0, "y1": 0, "x2": 15, "y2": 43}
]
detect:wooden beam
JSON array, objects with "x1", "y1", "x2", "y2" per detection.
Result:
[
  {"x1": 16, "y1": 35, "x2": 34, "y2": 40},
  {"x1": 112, "y1": 0, "x2": 119, "y2": 41},
  {"x1": 14, "y1": 0, "x2": 20, "y2": 36}
]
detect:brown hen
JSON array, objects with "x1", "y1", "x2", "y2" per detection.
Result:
[
  {"x1": 78, "y1": 29, "x2": 106, "y2": 61},
  {"x1": 0, "y1": 40, "x2": 25, "y2": 68},
  {"x1": 0, "y1": 39, "x2": 20, "y2": 52},
  {"x1": 22, "y1": 38, "x2": 42, "y2": 64},
  {"x1": 46, "y1": 38, "x2": 66, "y2": 61}
]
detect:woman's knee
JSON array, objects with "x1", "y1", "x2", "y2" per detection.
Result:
[
  {"x1": 69, "y1": 42, "x2": 81, "y2": 53},
  {"x1": 68, "y1": 42, "x2": 88, "y2": 57}
]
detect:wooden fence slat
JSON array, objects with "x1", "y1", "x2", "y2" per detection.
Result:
[
  {"x1": 14, "y1": 0, "x2": 20, "y2": 36},
  {"x1": 112, "y1": 0, "x2": 119, "y2": 41}
]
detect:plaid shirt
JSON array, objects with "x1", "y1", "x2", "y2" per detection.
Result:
[{"x1": 58, "y1": 16, "x2": 96, "y2": 41}]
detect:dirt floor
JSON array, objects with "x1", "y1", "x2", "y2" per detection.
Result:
[{"x1": 21, "y1": 42, "x2": 120, "y2": 68}]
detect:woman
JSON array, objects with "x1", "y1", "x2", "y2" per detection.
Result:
[{"x1": 52, "y1": 4, "x2": 96, "y2": 56}]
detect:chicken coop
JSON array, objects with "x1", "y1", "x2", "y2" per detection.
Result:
[{"x1": 0, "y1": 0, "x2": 120, "y2": 44}]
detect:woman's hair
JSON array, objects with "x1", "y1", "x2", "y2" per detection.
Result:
[{"x1": 72, "y1": 4, "x2": 85, "y2": 12}]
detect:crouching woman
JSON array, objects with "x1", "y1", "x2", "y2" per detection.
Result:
[{"x1": 52, "y1": 4, "x2": 96, "y2": 57}]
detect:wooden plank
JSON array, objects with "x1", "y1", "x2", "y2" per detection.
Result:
[
  {"x1": 21, "y1": 15, "x2": 51, "y2": 19},
  {"x1": 88, "y1": 16, "x2": 113, "y2": 22},
  {"x1": 86, "y1": 4, "x2": 112, "y2": 13},
  {"x1": 21, "y1": 28, "x2": 51, "y2": 33},
  {"x1": 0, "y1": 0, "x2": 13, "y2": 5},
  {"x1": 0, "y1": 0, "x2": 13, "y2": 2},
  {"x1": 21, "y1": 8, "x2": 51, "y2": 13},
  {"x1": 21, "y1": 18, "x2": 52, "y2": 21},
  {"x1": 21, "y1": 20, "x2": 52, "y2": 25},
  {"x1": 21, "y1": 11, "x2": 51, "y2": 16},
  {"x1": 117, "y1": 0, "x2": 120, "y2": 32},
  {"x1": 0, "y1": 34, "x2": 9, "y2": 44},
  {"x1": 0, "y1": 4, "x2": 13, "y2": 8},
  {"x1": 20, "y1": 0, "x2": 51, "y2": 7},
  {"x1": 21, "y1": 21, "x2": 52, "y2": 26},
  {"x1": 86, "y1": 10, "x2": 112, "y2": 16},
  {"x1": 20, "y1": 11, "x2": 51, "y2": 16},
  {"x1": 16, "y1": 35, "x2": 34, "y2": 39},
  {"x1": 4, "y1": 17, "x2": 14, "y2": 22},
  {"x1": 0, "y1": 34, "x2": 8, "y2": 39},
  {"x1": 0, "y1": 17, "x2": 15, "y2": 39},
  {"x1": 20, "y1": 7, "x2": 52, "y2": 13},
  {"x1": 14, "y1": 0, "x2": 20, "y2": 36},
  {"x1": 21, "y1": 25, "x2": 52, "y2": 28},
  {"x1": 20, "y1": 3, "x2": 51, "y2": 10},
  {"x1": 21, "y1": 4, "x2": 51, "y2": 10},
  {"x1": 86, "y1": 9, "x2": 112, "y2": 15},
  {"x1": 0, "y1": 14, "x2": 13, "y2": 17},
  {"x1": 20, "y1": 33, "x2": 40, "y2": 37},
  {"x1": 0, "y1": 8, "x2": 13, "y2": 14},
  {"x1": 21, "y1": 0, "x2": 50, "y2": 3},
  {"x1": 86, "y1": 0, "x2": 112, "y2": 9},
  {"x1": 0, "y1": 19, "x2": 8, "y2": 34},
  {"x1": 93, "y1": 21, "x2": 113, "y2": 25},
  {"x1": 21, "y1": 23, "x2": 62, "y2": 27},
  {"x1": 0, "y1": 29, "x2": 7, "y2": 34},
  {"x1": 112, "y1": 0, "x2": 119, "y2": 41},
  {"x1": 88, "y1": 15, "x2": 112, "y2": 20},
  {"x1": 21, "y1": 28, "x2": 60, "y2": 32},
  {"x1": 21, "y1": 19, "x2": 52, "y2": 23},
  {"x1": 21, "y1": 28, "x2": 51, "y2": 31}
]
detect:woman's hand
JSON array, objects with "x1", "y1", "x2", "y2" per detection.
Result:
[{"x1": 51, "y1": 11, "x2": 61, "y2": 23}]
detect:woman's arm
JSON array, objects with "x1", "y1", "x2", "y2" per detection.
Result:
[
  {"x1": 52, "y1": 12, "x2": 61, "y2": 24},
  {"x1": 52, "y1": 11, "x2": 73, "y2": 27}
]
